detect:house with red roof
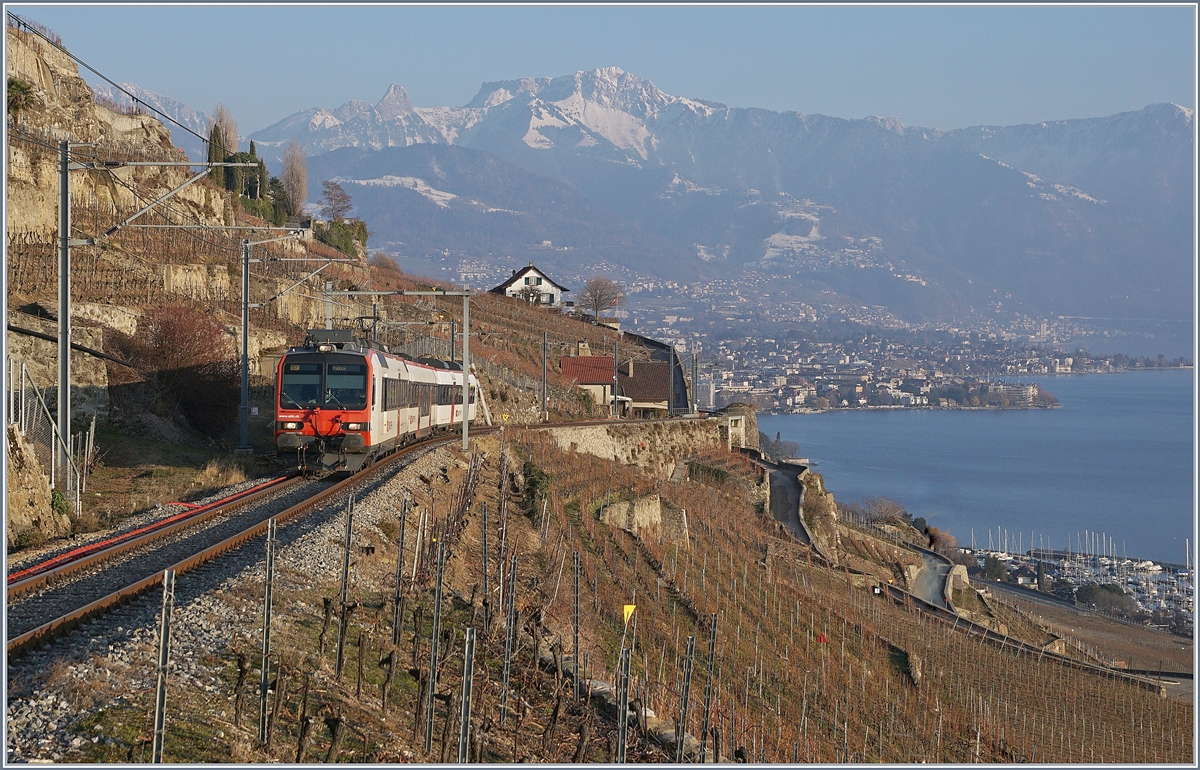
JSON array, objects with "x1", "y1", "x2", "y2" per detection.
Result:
[{"x1": 560, "y1": 355, "x2": 674, "y2": 418}]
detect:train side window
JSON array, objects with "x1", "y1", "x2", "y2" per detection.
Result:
[{"x1": 383, "y1": 378, "x2": 401, "y2": 411}]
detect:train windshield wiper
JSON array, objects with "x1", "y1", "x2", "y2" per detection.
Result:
[
  {"x1": 282, "y1": 391, "x2": 305, "y2": 409},
  {"x1": 326, "y1": 390, "x2": 346, "y2": 409}
]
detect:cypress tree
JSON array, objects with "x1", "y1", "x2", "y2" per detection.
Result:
[{"x1": 207, "y1": 123, "x2": 226, "y2": 188}]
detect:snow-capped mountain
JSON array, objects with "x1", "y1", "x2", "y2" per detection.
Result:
[
  {"x1": 249, "y1": 68, "x2": 1190, "y2": 229},
  {"x1": 90, "y1": 81, "x2": 214, "y2": 162},
  {"x1": 250, "y1": 84, "x2": 458, "y2": 162},
  {"x1": 160, "y1": 67, "x2": 1194, "y2": 324}
]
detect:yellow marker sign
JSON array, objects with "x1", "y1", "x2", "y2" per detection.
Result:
[{"x1": 623, "y1": 604, "x2": 636, "y2": 624}]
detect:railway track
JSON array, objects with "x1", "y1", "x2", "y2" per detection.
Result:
[
  {"x1": 6, "y1": 430, "x2": 486, "y2": 658},
  {"x1": 5, "y1": 416, "x2": 681, "y2": 659}
]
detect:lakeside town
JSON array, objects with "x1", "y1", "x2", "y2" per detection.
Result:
[
  {"x1": 965, "y1": 543, "x2": 1194, "y2": 638},
  {"x1": 449, "y1": 257, "x2": 1192, "y2": 414}
]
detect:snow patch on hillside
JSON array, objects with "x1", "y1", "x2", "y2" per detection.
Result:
[
  {"x1": 665, "y1": 173, "x2": 720, "y2": 196},
  {"x1": 1052, "y1": 184, "x2": 1104, "y2": 204},
  {"x1": 763, "y1": 229, "x2": 823, "y2": 260},
  {"x1": 334, "y1": 175, "x2": 458, "y2": 207},
  {"x1": 523, "y1": 106, "x2": 572, "y2": 149},
  {"x1": 414, "y1": 107, "x2": 484, "y2": 143},
  {"x1": 551, "y1": 90, "x2": 653, "y2": 157},
  {"x1": 308, "y1": 110, "x2": 342, "y2": 131}
]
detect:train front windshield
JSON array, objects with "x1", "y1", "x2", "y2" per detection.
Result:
[
  {"x1": 280, "y1": 361, "x2": 367, "y2": 409},
  {"x1": 325, "y1": 363, "x2": 367, "y2": 408}
]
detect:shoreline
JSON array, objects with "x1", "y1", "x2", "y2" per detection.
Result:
[
  {"x1": 756, "y1": 370, "x2": 1191, "y2": 565},
  {"x1": 759, "y1": 368, "x2": 1191, "y2": 415},
  {"x1": 767, "y1": 404, "x2": 1062, "y2": 415}
]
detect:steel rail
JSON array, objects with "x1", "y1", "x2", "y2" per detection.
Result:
[
  {"x1": 7, "y1": 429, "x2": 492, "y2": 658},
  {"x1": 879, "y1": 582, "x2": 1171, "y2": 694},
  {"x1": 7, "y1": 475, "x2": 299, "y2": 598}
]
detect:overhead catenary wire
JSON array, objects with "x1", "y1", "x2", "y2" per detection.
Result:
[{"x1": 7, "y1": 12, "x2": 213, "y2": 149}]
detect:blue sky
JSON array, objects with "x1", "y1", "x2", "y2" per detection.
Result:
[{"x1": 11, "y1": 5, "x2": 1196, "y2": 133}]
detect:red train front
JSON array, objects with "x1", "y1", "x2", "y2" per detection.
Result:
[{"x1": 275, "y1": 329, "x2": 479, "y2": 473}]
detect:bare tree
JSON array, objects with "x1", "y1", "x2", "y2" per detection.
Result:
[
  {"x1": 578, "y1": 275, "x2": 624, "y2": 319},
  {"x1": 211, "y1": 102, "x2": 238, "y2": 155},
  {"x1": 281, "y1": 140, "x2": 308, "y2": 218},
  {"x1": 319, "y1": 180, "x2": 353, "y2": 222},
  {"x1": 863, "y1": 496, "x2": 910, "y2": 525},
  {"x1": 517, "y1": 284, "x2": 543, "y2": 304}
]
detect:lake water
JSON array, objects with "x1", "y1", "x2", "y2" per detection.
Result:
[{"x1": 759, "y1": 370, "x2": 1195, "y2": 564}]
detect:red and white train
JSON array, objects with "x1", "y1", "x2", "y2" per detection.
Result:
[{"x1": 275, "y1": 329, "x2": 479, "y2": 472}]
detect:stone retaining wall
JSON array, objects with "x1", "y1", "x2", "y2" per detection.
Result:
[{"x1": 545, "y1": 419, "x2": 724, "y2": 478}]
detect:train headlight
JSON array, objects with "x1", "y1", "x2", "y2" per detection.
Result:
[
  {"x1": 344, "y1": 422, "x2": 367, "y2": 431},
  {"x1": 317, "y1": 343, "x2": 334, "y2": 352},
  {"x1": 278, "y1": 421, "x2": 303, "y2": 430}
]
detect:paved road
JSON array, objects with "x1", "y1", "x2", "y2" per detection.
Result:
[
  {"x1": 974, "y1": 576, "x2": 1081, "y2": 610},
  {"x1": 911, "y1": 550, "x2": 951, "y2": 610},
  {"x1": 768, "y1": 469, "x2": 811, "y2": 546}
]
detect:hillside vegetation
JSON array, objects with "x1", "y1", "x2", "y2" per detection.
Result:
[
  {"x1": 5, "y1": 20, "x2": 1191, "y2": 765},
  {"x1": 41, "y1": 431, "x2": 1192, "y2": 763}
]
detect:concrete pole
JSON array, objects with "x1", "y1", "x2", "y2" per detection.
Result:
[
  {"x1": 573, "y1": 551, "x2": 580, "y2": 702},
  {"x1": 676, "y1": 635, "x2": 696, "y2": 762},
  {"x1": 392, "y1": 499, "x2": 408, "y2": 647},
  {"x1": 616, "y1": 647, "x2": 630, "y2": 762},
  {"x1": 239, "y1": 239, "x2": 251, "y2": 451},
  {"x1": 258, "y1": 518, "x2": 277, "y2": 744},
  {"x1": 457, "y1": 627, "x2": 476, "y2": 763},
  {"x1": 542, "y1": 332, "x2": 548, "y2": 421},
  {"x1": 699, "y1": 613, "x2": 718, "y2": 761},
  {"x1": 424, "y1": 541, "x2": 446, "y2": 754},
  {"x1": 57, "y1": 140, "x2": 71, "y2": 472},
  {"x1": 691, "y1": 349, "x2": 698, "y2": 414},
  {"x1": 325, "y1": 281, "x2": 333, "y2": 330},
  {"x1": 612, "y1": 334, "x2": 618, "y2": 419},
  {"x1": 335, "y1": 495, "x2": 354, "y2": 680},
  {"x1": 151, "y1": 569, "x2": 176, "y2": 763},
  {"x1": 462, "y1": 291, "x2": 470, "y2": 451}
]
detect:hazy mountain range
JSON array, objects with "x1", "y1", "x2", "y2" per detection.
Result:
[
  {"x1": 92, "y1": 81, "x2": 214, "y2": 164},
  {"x1": 116, "y1": 68, "x2": 1196, "y2": 325}
]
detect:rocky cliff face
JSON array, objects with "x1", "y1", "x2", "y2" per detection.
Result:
[
  {"x1": 5, "y1": 24, "x2": 230, "y2": 238},
  {"x1": 799, "y1": 469, "x2": 840, "y2": 564},
  {"x1": 6, "y1": 425, "x2": 70, "y2": 549},
  {"x1": 7, "y1": 310, "x2": 109, "y2": 421},
  {"x1": 5, "y1": 23, "x2": 362, "y2": 375}
]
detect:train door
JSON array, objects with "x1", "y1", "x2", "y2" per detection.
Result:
[{"x1": 418, "y1": 383, "x2": 431, "y2": 437}]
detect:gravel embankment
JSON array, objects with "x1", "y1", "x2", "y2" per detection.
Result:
[
  {"x1": 6, "y1": 478, "x2": 327, "y2": 640},
  {"x1": 6, "y1": 445, "x2": 457, "y2": 763},
  {"x1": 5, "y1": 476, "x2": 281, "y2": 575}
]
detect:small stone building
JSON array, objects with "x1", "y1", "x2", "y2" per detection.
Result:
[{"x1": 560, "y1": 356, "x2": 675, "y2": 419}]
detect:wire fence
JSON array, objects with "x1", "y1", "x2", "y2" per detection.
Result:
[
  {"x1": 838, "y1": 509, "x2": 912, "y2": 548},
  {"x1": 7, "y1": 359, "x2": 96, "y2": 514}
]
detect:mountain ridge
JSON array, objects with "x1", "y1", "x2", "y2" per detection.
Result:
[{"x1": 114, "y1": 67, "x2": 1192, "y2": 325}]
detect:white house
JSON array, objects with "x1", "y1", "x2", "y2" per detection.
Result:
[{"x1": 489, "y1": 263, "x2": 570, "y2": 307}]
